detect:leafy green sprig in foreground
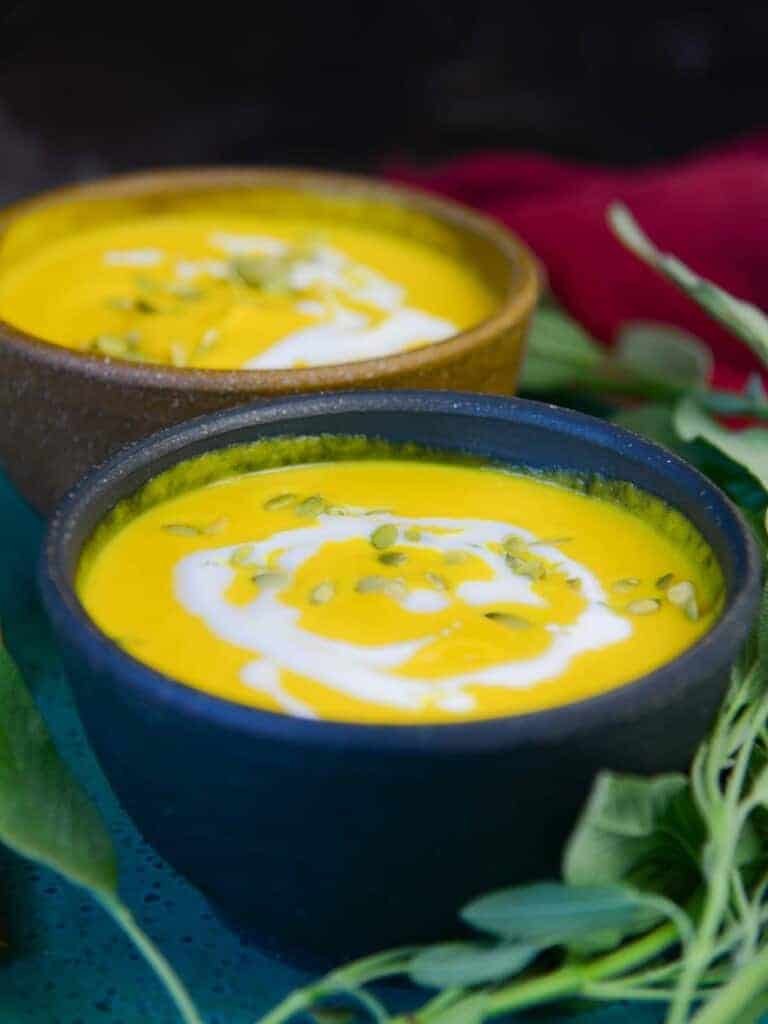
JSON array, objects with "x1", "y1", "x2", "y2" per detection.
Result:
[{"x1": 1, "y1": 206, "x2": 767, "y2": 1023}]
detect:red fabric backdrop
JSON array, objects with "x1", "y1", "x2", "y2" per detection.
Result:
[{"x1": 389, "y1": 134, "x2": 768, "y2": 390}]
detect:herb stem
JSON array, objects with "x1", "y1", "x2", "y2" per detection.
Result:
[
  {"x1": 690, "y1": 940, "x2": 768, "y2": 1024},
  {"x1": 98, "y1": 896, "x2": 205, "y2": 1024}
]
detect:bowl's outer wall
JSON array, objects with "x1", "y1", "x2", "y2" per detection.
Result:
[
  {"x1": 0, "y1": 315, "x2": 529, "y2": 515},
  {"x1": 40, "y1": 394, "x2": 762, "y2": 964}
]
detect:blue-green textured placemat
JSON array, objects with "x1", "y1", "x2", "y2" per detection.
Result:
[{"x1": 0, "y1": 468, "x2": 663, "y2": 1024}]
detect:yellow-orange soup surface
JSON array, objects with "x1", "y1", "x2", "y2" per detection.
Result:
[
  {"x1": 77, "y1": 458, "x2": 721, "y2": 723},
  {"x1": 0, "y1": 215, "x2": 495, "y2": 369}
]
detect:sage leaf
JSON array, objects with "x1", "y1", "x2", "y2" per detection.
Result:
[
  {"x1": 615, "y1": 322, "x2": 712, "y2": 388},
  {"x1": 520, "y1": 308, "x2": 604, "y2": 390},
  {"x1": 563, "y1": 772, "x2": 704, "y2": 904},
  {"x1": 609, "y1": 203, "x2": 768, "y2": 370},
  {"x1": 675, "y1": 397, "x2": 768, "y2": 491},
  {"x1": 0, "y1": 632, "x2": 204, "y2": 1024},
  {"x1": 461, "y1": 881, "x2": 653, "y2": 951},
  {"x1": 409, "y1": 941, "x2": 538, "y2": 990}
]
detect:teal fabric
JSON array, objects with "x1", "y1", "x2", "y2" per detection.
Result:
[{"x1": 0, "y1": 469, "x2": 663, "y2": 1023}]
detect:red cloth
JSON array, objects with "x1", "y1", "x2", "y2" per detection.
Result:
[{"x1": 388, "y1": 134, "x2": 768, "y2": 390}]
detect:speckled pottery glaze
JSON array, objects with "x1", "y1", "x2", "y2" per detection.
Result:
[
  {"x1": 0, "y1": 168, "x2": 539, "y2": 515},
  {"x1": 39, "y1": 391, "x2": 762, "y2": 966}
]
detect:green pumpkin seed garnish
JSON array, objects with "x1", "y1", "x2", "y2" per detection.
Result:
[
  {"x1": 656, "y1": 572, "x2": 675, "y2": 591},
  {"x1": 506, "y1": 555, "x2": 545, "y2": 580},
  {"x1": 383, "y1": 579, "x2": 408, "y2": 600},
  {"x1": 264, "y1": 493, "x2": 297, "y2": 511},
  {"x1": 310, "y1": 581, "x2": 336, "y2": 605},
  {"x1": 170, "y1": 342, "x2": 188, "y2": 368},
  {"x1": 566, "y1": 577, "x2": 582, "y2": 589},
  {"x1": 626, "y1": 598, "x2": 661, "y2": 615},
  {"x1": 252, "y1": 571, "x2": 288, "y2": 589},
  {"x1": 444, "y1": 550, "x2": 469, "y2": 565},
  {"x1": 365, "y1": 509, "x2": 393, "y2": 517},
  {"x1": 502, "y1": 535, "x2": 523, "y2": 554},
  {"x1": 356, "y1": 575, "x2": 387, "y2": 594},
  {"x1": 197, "y1": 328, "x2": 220, "y2": 352},
  {"x1": 378, "y1": 551, "x2": 407, "y2": 567},
  {"x1": 92, "y1": 334, "x2": 130, "y2": 357},
  {"x1": 425, "y1": 572, "x2": 448, "y2": 591},
  {"x1": 134, "y1": 297, "x2": 158, "y2": 314},
  {"x1": 162, "y1": 523, "x2": 202, "y2": 537},
  {"x1": 229, "y1": 544, "x2": 254, "y2": 567},
  {"x1": 404, "y1": 527, "x2": 422, "y2": 541},
  {"x1": 484, "y1": 611, "x2": 531, "y2": 630},
  {"x1": 667, "y1": 580, "x2": 696, "y2": 607},
  {"x1": 296, "y1": 495, "x2": 326, "y2": 517},
  {"x1": 371, "y1": 524, "x2": 398, "y2": 550},
  {"x1": 169, "y1": 282, "x2": 202, "y2": 300},
  {"x1": 612, "y1": 578, "x2": 641, "y2": 594},
  {"x1": 531, "y1": 537, "x2": 573, "y2": 547}
]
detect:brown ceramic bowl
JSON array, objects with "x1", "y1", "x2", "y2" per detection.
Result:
[{"x1": 0, "y1": 167, "x2": 540, "y2": 514}]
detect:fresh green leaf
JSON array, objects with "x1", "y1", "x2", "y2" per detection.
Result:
[
  {"x1": 0, "y1": 632, "x2": 117, "y2": 894},
  {"x1": 409, "y1": 941, "x2": 538, "y2": 990},
  {"x1": 520, "y1": 308, "x2": 604, "y2": 390},
  {"x1": 563, "y1": 773, "x2": 703, "y2": 904},
  {"x1": 0, "y1": 632, "x2": 204, "y2": 1024},
  {"x1": 461, "y1": 881, "x2": 654, "y2": 951},
  {"x1": 674, "y1": 397, "x2": 768, "y2": 491},
  {"x1": 609, "y1": 204, "x2": 768, "y2": 370},
  {"x1": 615, "y1": 322, "x2": 712, "y2": 388}
]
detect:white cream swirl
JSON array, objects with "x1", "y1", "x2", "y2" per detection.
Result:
[{"x1": 174, "y1": 514, "x2": 631, "y2": 718}]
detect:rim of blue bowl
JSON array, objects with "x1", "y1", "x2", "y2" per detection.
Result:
[{"x1": 40, "y1": 390, "x2": 763, "y2": 754}]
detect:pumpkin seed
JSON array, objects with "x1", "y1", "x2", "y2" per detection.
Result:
[
  {"x1": 383, "y1": 579, "x2": 408, "y2": 600},
  {"x1": 444, "y1": 550, "x2": 469, "y2": 565},
  {"x1": 656, "y1": 572, "x2": 675, "y2": 591},
  {"x1": 170, "y1": 342, "x2": 188, "y2": 367},
  {"x1": 371, "y1": 524, "x2": 398, "y2": 550},
  {"x1": 404, "y1": 527, "x2": 422, "y2": 541},
  {"x1": 356, "y1": 575, "x2": 387, "y2": 594},
  {"x1": 566, "y1": 577, "x2": 582, "y2": 589},
  {"x1": 502, "y1": 535, "x2": 523, "y2": 554},
  {"x1": 378, "y1": 551, "x2": 407, "y2": 566},
  {"x1": 162, "y1": 523, "x2": 201, "y2": 537},
  {"x1": 229, "y1": 544, "x2": 254, "y2": 567},
  {"x1": 93, "y1": 334, "x2": 130, "y2": 357},
  {"x1": 425, "y1": 572, "x2": 448, "y2": 591},
  {"x1": 264, "y1": 493, "x2": 297, "y2": 511},
  {"x1": 296, "y1": 495, "x2": 326, "y2": 517},
  {"x1": 310, "y1": 581, "x2": 336, "y2": 605},
  {"x1": 252, "y1": 571, "x2": 288, "y2": 589},
  {"x1": 484, "y1": 612, "x2": 531, "y2": 630},
  {"x1": 626, "y1": 598, "x2": 661, "y2": 615},
  {"x1": 612, "y1": 578, "x2": 641, "y2": 594},
  {"x1": 668, "y1": 580, "x2": 696, "y2": 607},
  {"x1": 507, "y1": 555, "x2": 545, "y2": 580}
]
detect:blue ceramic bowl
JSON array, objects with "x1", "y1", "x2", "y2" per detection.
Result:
[{"x1": 40, "y1": 391, "x2": 762, "y2": 965}]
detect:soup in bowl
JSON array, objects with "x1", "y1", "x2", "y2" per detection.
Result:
[
  {"x1": 40, "y1": 392, "x2": 761, "y2": 963},
  {"x1": 0, "y1": 168, "x2": 538, "y2": 513}
]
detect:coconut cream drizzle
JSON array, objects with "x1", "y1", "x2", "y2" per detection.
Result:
[{"x1": 174, "y1": 513, "x2": 631, "y2": 718}]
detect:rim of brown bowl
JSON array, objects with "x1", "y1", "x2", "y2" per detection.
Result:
[{"x1": 0, "y1": 166, "x2": 540, "y2": 393}]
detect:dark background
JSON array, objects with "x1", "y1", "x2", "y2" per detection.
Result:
[{"x1": 1, "y1": 1, "x2": 766, "y2": 203}]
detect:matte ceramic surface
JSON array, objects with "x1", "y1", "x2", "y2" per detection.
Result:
[
  {"x1": 0, "y1": 168, "x2": 539, "y2": 515},
  {"x1": 39, "y1": 392, "x2": 762, "y2": 965}
]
